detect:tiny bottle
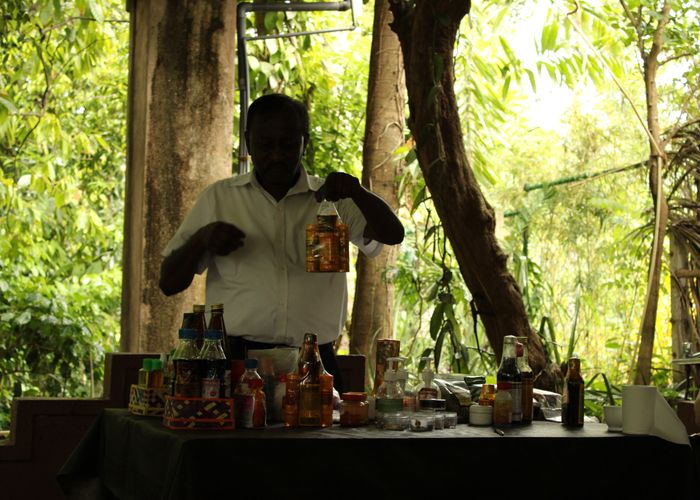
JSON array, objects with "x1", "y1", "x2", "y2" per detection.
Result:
[
  {"x1": 138, "y1": 358, "x2": 150, "y2": 387},
  {"x1": 562, "y1": 356, "x2": 585, "y2": 428},
  {"x1": 199, "y1": 330, "x2": 227, "y2": 399},
  {"x1": 497, "y1": 335, "x2": 522, "y2": 424},
  {"x1": 173, "y1": 328, "x2": 201, "y2": 398},
  {"x1": 516, "y1": 336, "x2": 534, "y2": 424},
  {"x1": 234, "y1": 358, "x2": 265, "y2": 429},
  {"x1": 415, "y1": 357, "x2": 441, "y2": 403}
]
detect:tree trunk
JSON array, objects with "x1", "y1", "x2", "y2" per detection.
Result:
[
  {"x1": 121, "y1": 0, "x2": 237, "y2": 353},
  {"x1": 633, "y1": 1, "x2": 671, "y2": 385},
  {"x1": 388, "y1": 0, "x2": 546, "y2": 375},
  {"x1": 670, "y1": 233, "x2": 691, "y2": 383},
  {"x1": 348, "y1": 0, "x2": 405, "y2": 378}
]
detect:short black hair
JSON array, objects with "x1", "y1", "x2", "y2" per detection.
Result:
[{"x1": 246, "y1": 93, "x2": 310, "y2": 140}]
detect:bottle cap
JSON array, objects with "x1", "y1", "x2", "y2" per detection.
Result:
[
  {"x1": 418, "y1": 398, "x2": 446, "y2": 410},
  {"x1": 204, "y1": 329, "x2": 222, "y2": 340},
  {"x1": 178, "y1": 328, "x2": 197, "y2": 340},
  {"x1": 341, "y1": 392, "x2": 367, "y2": 402},
  {"x1": 151, "y1": 359, "x2": 162, "y2": 370},
  {"x1": 210, "y1": 303, "x2": 224, "y2": 311},
  {"x1": 245, "y1": 358, "x2": 258, "y2": 369},
  {"x1": 142, "y1": 358, "x2": 152, "y2": 370},
  {"x1": 193, "y1": 304, "x2": 206, "y2": 312}
]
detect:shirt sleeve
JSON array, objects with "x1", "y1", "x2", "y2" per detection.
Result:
[{"x1": 161, "y1": 186, "x2": 215, "y2": 274}]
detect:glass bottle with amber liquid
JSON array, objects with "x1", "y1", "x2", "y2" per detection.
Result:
[
  {"x1": 298, "y1": 332, "x2": 323, "y2": 426},
  {"x1": 562, "y1": 356, "x2": 584, "y2": 427},
  {"x1": 516, "y1": 337, "x2": 534, "y2": 424},
  {"x1": 316, "y1": 200, "x2": 339, "y2": 272},
  {"x1": 497, "y1": 335, "x2": 522, "y2": 424},
  {"x1": 207, "y1": 303, "x2": 231, "y2": 397}
]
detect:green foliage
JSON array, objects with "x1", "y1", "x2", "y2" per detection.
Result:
[{"x1": 0, "y1": 0, "x2": 126, "y2": 429}]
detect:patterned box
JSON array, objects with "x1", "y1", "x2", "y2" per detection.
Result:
[
  {"x1": 129, "y1": 384, "x2": 168, "y2": 416},
  {"x1": 162, "y1": 395, "x2": 235, "y2": 430}
]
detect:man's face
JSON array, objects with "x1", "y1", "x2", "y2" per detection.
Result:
[{"x1": 246, "y1": 110, "x2": 306, "y2": 192}]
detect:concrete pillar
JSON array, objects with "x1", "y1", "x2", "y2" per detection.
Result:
[{"x1": 121, "y1": 0, "x2": 237, "y2": 353}]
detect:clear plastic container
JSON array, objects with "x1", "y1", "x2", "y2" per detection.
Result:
[
  {"x1": 383, "y1": 412, "x2": 409, "y2": 431},
  {"x1": 443, "y1": 411, "x2": 458, "y2": 428},
  {"x1": 409, "y1": 411, "x2": 435, "y2": 432}
]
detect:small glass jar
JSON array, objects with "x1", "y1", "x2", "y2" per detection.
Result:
[
  {"x1": 418, "y1": 398, "x2": 446, "y2": 430},
  {"x1": 383, "y1": 412, "x2": 409, "y2": 431},
  {"x1": 409, "y1": 411, "x2": 434, "y2": 432},
  {"x1": 340, "y1": 392, "x2": 369, "y2": 427},
  {"x1": 443, "y1": 411, "x2": 458, "y2": 429}
]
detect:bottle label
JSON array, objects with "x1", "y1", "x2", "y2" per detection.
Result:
[
  {"x1": 510, "y1": 381, "x2": 523, "y2": 422},
  {"x1": 234, "y1": 394, "x2": 254, "y2": 428},
  {"x1": 201, "y1": 378, "x2": 221, "y2": 399},
  {"x1": 174, "y1": 360, "x2": 200, "y2": 398},
  {"x1": 493, "y1": 397, "x2": 513, "y2": 425},
  {"x1": 522, "y1": 378, "x2": 534, "y2": 422}
]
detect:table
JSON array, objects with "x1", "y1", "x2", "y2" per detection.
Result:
[{"x1": 58, "y1": 408, "x2": 698, "y2": 500}]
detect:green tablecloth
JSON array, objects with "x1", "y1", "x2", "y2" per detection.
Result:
[{"x1": 58, "y1": 408, "x2": 697, "y2": 500}]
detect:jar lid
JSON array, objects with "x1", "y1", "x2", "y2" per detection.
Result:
[
  {"x1": 418, "y1": 398, "x2": 446, "y2": 410},
  {"x1": 470, "y1": 404, "x2": 494, "y2": 415},
  {"x1": 341, "y1": 392, "x2": 366, "y2": 402}
]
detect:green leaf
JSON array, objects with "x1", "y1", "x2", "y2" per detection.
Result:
[
  {"x1": 87, "y1": 0, "x2": 104, "y2": 23},
  {"x1": 429, "y1": 302, "x2": 445, "y2": 340}
]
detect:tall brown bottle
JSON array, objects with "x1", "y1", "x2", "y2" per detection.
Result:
[
  {"x1": 207, "y1": 304, "x2": 231, "y2": 397},
  {"x1": 516, "y1": 337, "x2": 534, "y2": 424},
  {"x1": 562, "y1": 356, "x2": 584, "y2": 427},
  {"x1": 297, "y1": 333, "x2": 322, "y2": 427},
  {"x1": 191, "y1": 304, "x2": 207, "y2": 350}
]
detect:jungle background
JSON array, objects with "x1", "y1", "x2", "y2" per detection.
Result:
[{"x1": 1, "y1": 0, "x2": 699, "y2": 429}]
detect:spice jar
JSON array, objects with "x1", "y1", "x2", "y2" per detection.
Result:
[{"x1": 340, "y1": 392, "x2": 369, "y2": 427}]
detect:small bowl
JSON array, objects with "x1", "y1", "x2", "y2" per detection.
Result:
[{"x1": 603, "y1": 405, "x2": 622, "y2": 432}]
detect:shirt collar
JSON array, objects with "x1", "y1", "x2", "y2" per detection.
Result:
[{"x1": 234, "y1": 167, "x2": 320, "y2": 199}]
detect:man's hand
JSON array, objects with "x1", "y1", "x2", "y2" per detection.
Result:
[
  {"x1": 199, "y1": 221, "x2": 246, "y2": 256},
  {"x1": 315, "y1": 172, "x2": 361, "y2": 202}
]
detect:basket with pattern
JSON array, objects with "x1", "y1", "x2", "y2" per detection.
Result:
[{"x1": 162, "y1": 395, "x2": 235, "y2": 430}]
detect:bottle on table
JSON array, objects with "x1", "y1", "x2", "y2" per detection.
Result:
[
  {"x1": 234, "y1": 358, "x2": 266, "y2": 429},
  {"x1": 283, "y1": 372, "x2": 300, "y2": 428},
  {"x1": 415, "y1": 357, "x2": 441, "y2": 403},
  {"x1": 493, "y1": 382, "x2": 513, "y2": 426},
  {"x1": 320, "y1": 371, "x2": 334, "y2": 428},
  {"x1": 199, "y1": 330, "x2": 227, "y2": 399},
  {"x1": 298, "y1": 332, "x2": 323, "y2": 427},
  {"x1": 207, "y1": 303, "x2": 231, "y2": 397},
  {"x1": 173, "y1": 328, "x2": 201, "y2": 398},
  {"x1": 191, "y1": 304, "x2": 207, "y2": 350},
  {"x1": 497, "y1": 335, "x2": 522, "y2": 424},
  {"x1": 516, "y1": 336, "x2": 534, "y2": 424},
  {"x1": 562, "y1": 356, "x2": 584, "y2": 428}
]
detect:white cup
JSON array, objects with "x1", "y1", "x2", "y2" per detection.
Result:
[
  {"x1": 621, "y1": 385, "x2": 657, "y2": 435},
  {"x1": 603, "y1": 405, "x2": 622, "y2": 432}
]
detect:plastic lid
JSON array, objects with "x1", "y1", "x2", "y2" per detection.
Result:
[
  {"x1": 341, "y1": 392, "x2": 367, "y2": 402},
  {"x1": 178, "y1": 328, "x2": 197, "y2": 340},
  {"x1": 193, "y1": 304, "x2": 206, "y2": 312},
  {"x1": 210, "y1": 303, "x2": 224, "y2": 311},
  {"x1": 470, "y1": 404, "x2": 494, "y2": 415},
  {"x1": 204, "y1": 329, "x2": 222, "y2": 340},
  {"x1": 142, "y1": 358, "x2": 152, "y2": 370},
  {"x1": 245, "y1": 358, "x2": 258, "y2": 369},
  {"x1": 150, "y1": 359, "x2": 162, "y2": 370}
]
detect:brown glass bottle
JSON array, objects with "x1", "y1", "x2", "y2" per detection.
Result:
[
  {"x1": 283, "y1": 372, "x2": 300, "y2": 428},
  {"x1": 297, "y1": 333, "x2": 323, "y2": 427},
  {"x1": 516, "y1": 337, "x2": 534, "y2": 424},
  {"x1": 497, "y1": 335, "x2": 522, "y2": 424},
  {"x1": 562, "y1": 356, "x2": 584, "y2": 427},
  {"x1": 191, "y1": 304, "x2": 207, "y2": 350}
]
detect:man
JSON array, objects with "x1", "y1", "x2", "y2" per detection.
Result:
[{"x1": 159, "y1": 93, "x2": 404, "y2": 393}]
